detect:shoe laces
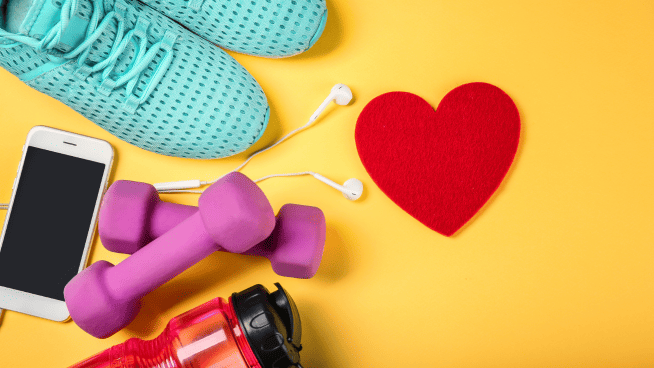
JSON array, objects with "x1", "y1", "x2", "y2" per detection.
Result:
[{"x1": 2, "y1": 0, "x2": 179, "y2": 113}]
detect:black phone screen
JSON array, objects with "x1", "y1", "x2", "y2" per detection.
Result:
[{"x1": 0, "y1": 147, "x2": 106, "y2": 301}]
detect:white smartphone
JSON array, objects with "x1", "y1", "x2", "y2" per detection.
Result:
[{"x1": 0, "y1": 126, "x2": 113, "y2": 321}]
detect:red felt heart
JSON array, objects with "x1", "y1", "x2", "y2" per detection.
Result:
[{"x1": 355, "y1": 83, "x2": 520, "y2": 236}]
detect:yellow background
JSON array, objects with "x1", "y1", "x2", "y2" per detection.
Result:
[{"x1": 1, "y1": 0, "x2": 653, "y2": 366}]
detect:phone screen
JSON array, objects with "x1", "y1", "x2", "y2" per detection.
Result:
[{"x1": 0, "y1": 146, "x2": 106, "y2": 301}]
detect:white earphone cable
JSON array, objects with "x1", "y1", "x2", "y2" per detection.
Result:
[
  {"x1": 0, "y1": 203, "x2": 7, "y2": 211},
  {"x1": 253, "y1": 171, "x2": 316, "y2": 184},
  {"x1": 207, "y1": 118, "x2": 320, "y2": 186},
  {"x1": 157, "y1": 190, "x2": 204, "y2": 194}
]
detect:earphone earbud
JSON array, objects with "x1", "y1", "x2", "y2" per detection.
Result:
[
  {"x1": 331, "y1": 83, "x2": 354, "y2": 105},
  {"x1": 311, "y1": 173, "x2": 363, "y2": 201},
  {"x1": 309, "y1": 83, "x2": 353, "y2": 123},
  {"x1": 342, "y1": 178, "x2": 364, "y2": 200}
]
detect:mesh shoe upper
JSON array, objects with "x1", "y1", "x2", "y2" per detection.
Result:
[
  {"x1": 142, "y1": 0, "x2": 327, "y2": 58},
  {"x1": 0, "y1": 0, "x2": 269, "y2": 159}
]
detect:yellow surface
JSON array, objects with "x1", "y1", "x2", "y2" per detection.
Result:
[{"x1": 1, "y1": 0, "x2": 653, "y2": 366}]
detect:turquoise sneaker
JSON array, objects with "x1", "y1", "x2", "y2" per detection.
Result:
[
  {"x1": 143, "y1": 0, "x2": 328, "y2": 58},
  {"x1": 0, "y1": 0, "x2": 269, "y2": 159}
]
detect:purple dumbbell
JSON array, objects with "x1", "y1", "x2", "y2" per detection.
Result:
[
  {"x1": 64, "y1": 172, "x2": 277, "y2": 338},
  {"x1": 98, "y1": 179, "x2": 326, "y2": 279}
]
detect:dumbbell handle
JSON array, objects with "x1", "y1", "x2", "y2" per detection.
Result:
[
  {"x1": 150, "y1": 201, "x2": 197, "y2": 240},
  {"x1": 105, "y1": 212, "x2": 217, "y2": 300},
  {"x1": 133, "y1": 201, "x2": 270, "y2": 258}
]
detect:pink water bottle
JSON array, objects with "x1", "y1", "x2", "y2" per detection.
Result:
[{"x1": 68, "y1": 283, "x2": 304, "y2": 368}]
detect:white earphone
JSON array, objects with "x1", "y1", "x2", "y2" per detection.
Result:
[
  {"x1": 155, "y1": 84, "x2": 364, "y2": 201},
  {"x1": 311, "y1": 173, "x2": 363, "y2": 201},
  {"x1": 310, "y1": 84, "x2": 353, "y2": 122}
]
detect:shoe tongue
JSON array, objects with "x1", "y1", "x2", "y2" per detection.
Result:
[
  {"x1": 5, "y1": 0, "x2": 34, "y2": 33},
  {"x1": 15, "y1": 0, "x2": 94, "y2": 52}
]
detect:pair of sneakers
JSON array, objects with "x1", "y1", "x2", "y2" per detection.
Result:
[{"x1": 0, "y1": 0, "x2": 327, "y2": 158}]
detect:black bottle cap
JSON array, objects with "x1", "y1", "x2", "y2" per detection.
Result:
[{"x1": 232, "y1": 283, "x2": 303, "y2": 368}]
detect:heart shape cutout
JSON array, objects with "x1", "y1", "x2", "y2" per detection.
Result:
[{"x1": 355, "y1": 83, "x2": 520, "y2": 236}]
